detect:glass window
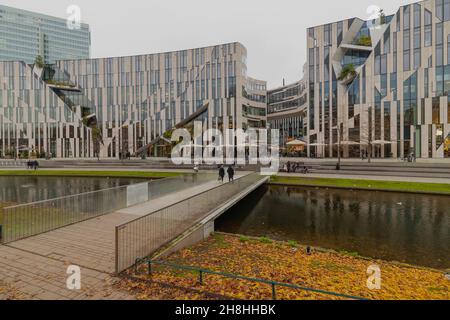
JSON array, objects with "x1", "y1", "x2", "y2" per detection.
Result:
[
  {"x1": 447, "y1": 35, "x2": 450, "y2": 64},
  {"x1": 437, "y1": 0, "x2": 443, "y2": 21},
  {"x1": 403, "y1": 51, "x2": 410, "y2": 71},
  {"x1": 403, "y1": 6, "x2": 410, "y2": 30},
  {"x1": 445, "y1": 0, "x2": 450, "y2": 21},
  {"x1": 437, "y1": 45, "x2": 444, "y2": 66},
  {"x1": 337, "y1": 21, "x2": 343, "y2": 46},
  {"x1": 404, "y1": 31, "x2": 410, "y2": 50},
  {"x1": 414, "y1": 4, "x2": 421, "y2": 28},
  {"x1": 375, "y1": 55, "x2": 381, "y2": 75},
  {"x1": 425, "y1": 26, "x2": 432, "y2": 47},
  {"x1": 414, "y1": 28, "x2": 421, "y2": 49},
  {"x1": 436, "y1": 66, "x2": 444, "y2": 96},
  {"x1": 414, "y1": 49, "x2": 421, "y2": 69},
  {"x1": 444, "y1": 65, "x2": 450, "y2": 95},
  {"x1": 384, "y1": 29, "x2": 391, "y2": 53},
  {"x1": 393, "y1": 32, "x2": 398, "y2": 52},
  {"x1": 437, "y1": 23, "x2": 444, "y2": 45},
  {"x1": 424, "y1": 9, "x2": 433, "y2": 47},
  {"x1": 381, "y1": 54, "x2": 387, "y2": 74},
  {"x1": 324, "y1": 24, "x2": 332, "y2": 46},
  {"x1": 308, "y1": 48, "x2": 315, "y2": 66}
]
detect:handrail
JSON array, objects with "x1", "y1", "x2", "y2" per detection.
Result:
[
  {"x1": 116, "y1": 173, "x2": 259, "y2": 230},
  {"x1": 2, "y1": 173, "x2": 196, "y2": 210},
  {"x1": 137, "y1": 259, "x2": 368, "y2": 301},
  {"x1": 2, "y1": 184, "x2": 131, "y2": 210},
  {"x1": 114, "y1": 173, "x2": 266, "y2": 273}
]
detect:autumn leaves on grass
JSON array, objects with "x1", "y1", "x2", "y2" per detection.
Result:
[{"x1": 120, "y1": 234, "x2": 450, "y2": 300}]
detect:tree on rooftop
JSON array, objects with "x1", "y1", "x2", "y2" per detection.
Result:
[
  {"x1": 34, "y1": 55, "x2": 45, "y2": 68},
  {"x1": 379, "y1": 9, "x2": 386, "y2": 25}
]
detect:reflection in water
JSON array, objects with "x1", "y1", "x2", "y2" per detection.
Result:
[
  {"x1": 216, "y1": 185, "x2": 450, "y2": 269},
  {"x1": 0, "y1": 176, "x2": 145, "y2": 205}
]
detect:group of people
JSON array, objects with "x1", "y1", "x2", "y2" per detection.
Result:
[
  {"x1": 119, "y1": 151, "x2": 132, "y2": 160},
  {"x1": 284, "y1": 161, "x2": 309, "y2": 174},
  {"x1": 360, "y1": 151, "x2": 369, "y2": 160},
  {"x1": 26, "y1": 160, "x2": 39, "y2": 170},
  {"x1": 218, "y1": 165, "x2": 235, "y2": 183},
  {"x1": 405, "y1": 153, "x2": 417, "y2": 163}
]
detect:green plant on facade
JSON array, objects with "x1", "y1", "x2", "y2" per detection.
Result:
[
  {"x1": 357, "y1": 35, "x2": 372, "y2": 47},
  {"x1": 163, "y1": 129, "x2": 175, "y2": 140},
  {"x1": 338, "y1": 64, "x2": 357, "y2": 82},
  {"x1": 34, "y1": 55, "x2": 45, "y2": 68}
]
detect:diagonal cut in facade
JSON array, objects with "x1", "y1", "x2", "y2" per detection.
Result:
[{"x1": 0, "y1": 42, "x2": 267, "y2": 159}]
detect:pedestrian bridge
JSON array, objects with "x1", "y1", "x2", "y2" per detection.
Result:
[
  {"x1": 115, "y1": 173, "x2": 268, "y2": 273},
  {"x1": 1, "y1": 172, "x2": 268, "y2": 274}
]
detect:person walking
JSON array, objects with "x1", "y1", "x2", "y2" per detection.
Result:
[
  {"x1": 227, "y1": 166, "x2": 235, "y2": 182},
  {"x1": 218, "y1": 166, "x2": 225, "y2": 183}
]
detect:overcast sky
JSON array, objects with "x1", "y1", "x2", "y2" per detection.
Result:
[{"x1": 3, "y1": 0, "x2": 415, "y2": 88}]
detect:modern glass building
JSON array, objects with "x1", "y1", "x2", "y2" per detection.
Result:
[
  {"x1": 0, "y1": 42, "x2": 267, "y2": 159},
  {"x1": 307, "y1": 0, "x2": 450, "y2": 159},
  {"x1": 0, "y1": 4, "x2": 90, "y2": 64},
  {"x1": 267, "y1": 78, "x2": 307, "y2": 150}
]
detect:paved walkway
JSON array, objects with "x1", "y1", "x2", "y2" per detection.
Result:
[
  {"x1": 0, "y1": 245, "x2": 134, "y2": 300},
  {"x1": 0, "y1": 175, "x2": 242, "y2": 300},
  {"x1": 277, "y1": 173, "x2": 450, "y2": 184}
]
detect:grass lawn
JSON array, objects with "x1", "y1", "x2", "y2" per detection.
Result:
[
  {"x1": 119, "y1": 234, "x2": 450, "y2": 300},
  {"x1": 0, "y1": 170, "x2": 181, "y2": 179},
  {"x1": 270, "y1": 176, "x2": 450, "y2": 195}
]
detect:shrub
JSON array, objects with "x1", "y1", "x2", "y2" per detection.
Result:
[
  {"x1": 34, "y1": 55, "x2": 45, "y2": 68},
  {"x1": 340, "y1": 250, "x2": 360, "y2": 257},
  {"x1": 357, "y1": 35, "x2": 372, "y2": 47},
  {"x1": 288, "y1": 240, "x2": 298, "y2": 248},
  {"x1": 338, "y1": 64, "x2": 357, "y2": 81},
  {"x1": 239, "y1": 236, "x2": 250, "y2": 243},
  {"x1": 379, "y1": 9, "x2": 386, "y2": 25},
  {"x1": 259, "y1": 236, "x2": 273, "y2": 244}
]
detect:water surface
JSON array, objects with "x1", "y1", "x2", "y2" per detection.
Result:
[
  {"x1": 0, "y1": 176, "x2": 146, "y2": 205},
  {"x1": 216, "y1": 185, "x2": 450, "y2": 269}
]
